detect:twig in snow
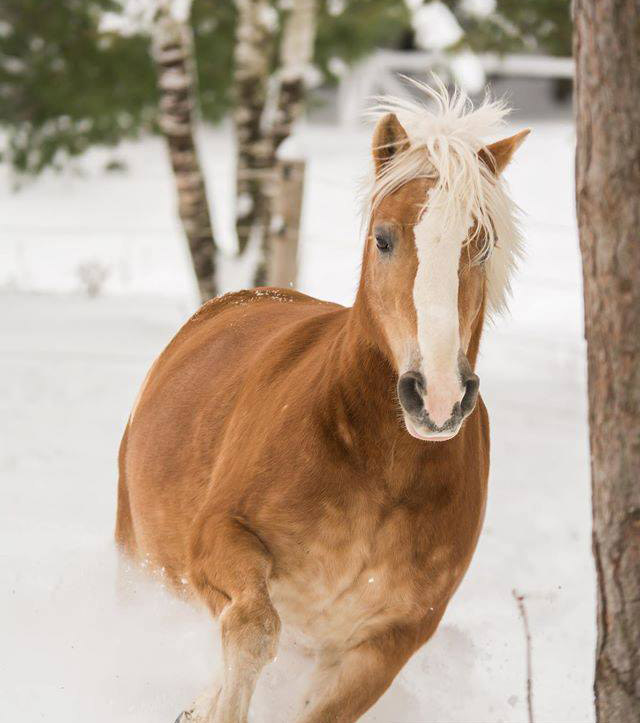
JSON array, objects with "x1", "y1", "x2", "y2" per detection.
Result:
[{"x1": 512, "y1": 588, "x2": 535, "y2": 723}]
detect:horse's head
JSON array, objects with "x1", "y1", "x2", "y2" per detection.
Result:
[{"x1": 360, "y1": 84, "x2": 528, "y2": 441}]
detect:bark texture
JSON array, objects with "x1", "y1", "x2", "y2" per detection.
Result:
[
  {"x1": 266, "y1": 159, "x2": 305, "y2": 288},
  {"x1": 271, "y1": 0, "x2": 316, "y2": 151},
  {"x1": 251, "y1": 0, "x2": 316, "y2": 286},
  {"x1": 153, "y1": 2, "x2": 217, "y2": 301},
  {"x1": 233, "y1": 0, "x2": 275, "y2": 256},
  {"x1": 233, "y1": 0, "x2": 316, "y2": 287},
  {"x1": 574, "y1": 1, "x2": 640, "y2": 720}
]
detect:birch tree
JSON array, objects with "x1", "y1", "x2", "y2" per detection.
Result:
[
  {"x1": 233, "y1": 0, "x2": 317, "y2": 286},
  {"x1": 152, "y1": 0, "x2": 218, "y2": 301},
  {"x1": 574, "y1": 1, "x2": 640, "y2": 720},
  {"x1": 233, "y1": 0, "x2": 276, "y2": 256},
  {"x1": 258, "y1": 0, "x2": 316, "y2": 287},
  {"x1": 271, "y1": 0, "x2": 316, "y2": 151}
]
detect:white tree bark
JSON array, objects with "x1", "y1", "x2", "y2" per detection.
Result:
[
  {"x1": 271, "y1": 0, "x2": 316, "y2": 150},
  {"x1": 233, "y1": 0, "x2": 275, "y2": 257},
  {"x1": 152, "y1": 0, "x2": 218, "y2": 301},
  {"x1": 258, "y1": 0, "x2": 316, "y2": 287}
]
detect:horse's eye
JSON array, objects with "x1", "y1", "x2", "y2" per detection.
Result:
[
  {"x1": 475, "y1": 243, "x2": 492, "y2": 266},
  {"x1": 375, "y1": 233, "x2": 391, "y2": 252}
]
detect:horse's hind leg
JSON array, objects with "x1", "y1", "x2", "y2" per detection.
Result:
[{"x1": 182, "y1": 514, "x2": 281, "y2": 723}]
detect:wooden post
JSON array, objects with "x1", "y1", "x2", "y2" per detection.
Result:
[{"x1": 266, "y1": 159, "x2": 305, "y2": 289}]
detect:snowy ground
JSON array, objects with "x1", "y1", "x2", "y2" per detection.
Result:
[{"x1": 1, "y1": 112, "x2": 594, "y2": 722}]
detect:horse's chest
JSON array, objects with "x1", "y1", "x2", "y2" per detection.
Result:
[{"x1": 269, "y1": 504, "x2": 462, "y2": 650}]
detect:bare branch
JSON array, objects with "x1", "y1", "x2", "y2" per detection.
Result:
[{"x1": 512, "y1": 588, "x2": 535, "y2": 723}]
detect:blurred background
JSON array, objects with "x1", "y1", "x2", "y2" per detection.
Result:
[{"x1": 1, "y1": 2, "x2": 592, "y2": 722}]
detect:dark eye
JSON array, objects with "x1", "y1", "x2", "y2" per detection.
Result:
[
  {"x1": 375, "y1": 232, "x2": 391, "y2": 253},
  {"x1": 474, "y1": 241, "x2": 492, "y2": 266}
]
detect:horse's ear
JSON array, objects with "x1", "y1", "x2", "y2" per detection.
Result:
[
  {"x1": 372, "y1": 113, "x2": 410, "y2": 176},
  {"x1": 479, "y1": 129, "x2": 531, "y2": 175}
]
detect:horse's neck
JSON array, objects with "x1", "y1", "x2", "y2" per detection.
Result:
[
  {"x1": 310, "y1": 303, "x2": 435, "y2": 495},
  {"x1": 312, "y1": 289, "x2": 487, "y2": 469},
  {"x1": 315, "y1": 296, "x2": 401, "y2": 442}
]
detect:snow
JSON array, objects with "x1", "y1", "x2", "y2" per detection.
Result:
[
  {"x1": 328, "y1": 56, "x2": 348, "y2": 78},
  {"x1": 1, "y1": 113, "x2": 594, "y2": 721},
  {"x1": 276, "y1": 132, "x2": 306, "y2": 160},
  {"x1": 326, "y1": 0, "x2": 346, "y2": 17},
  {"x1": 100, "y1": 0, "x2": 194, "y2": 35},
  {"x1": 450, "y1": 50, "x2": 486, "y2": 94},
  {"x1": 460, "y1": 0, "x2": 497, "y2": 19},
  {"x1": 236, "y1": 191, "x2": 254, "y2": 218},
  {"x1": 258, "y1": 3, "x2": 279, "y2": 33},
  {"x1": 408, "y1": 1, "x2": 464, "y2": 51}
]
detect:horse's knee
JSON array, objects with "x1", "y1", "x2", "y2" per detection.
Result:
[{"x1": 220, "y1": 594, "x2": 281, "y2": 670}]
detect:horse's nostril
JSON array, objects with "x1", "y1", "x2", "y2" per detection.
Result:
[
  {"x1": 397, "y1": 371, "x2": 426, "y2": 417},
  {"x1": 460, "y1": 373, "x2": 479, "y2": 416},
  {"x1": 399, "y1": 367, "x2": 478, "y2": 429}
]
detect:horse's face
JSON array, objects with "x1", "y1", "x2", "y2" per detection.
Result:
[
  {"x1": 365, "y1": 176, "x2": 485, "y2": 442},
  {"x1": 364, "y1": 113, "x2": 527, "y2": 442}
]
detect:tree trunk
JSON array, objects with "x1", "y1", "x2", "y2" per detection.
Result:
[
  {"x1": 152, "y1": 1, "x2": 217, "y2": 302},
  {"x1": 258, "y1": 0, "x2": 316, "y2": 287},
  {"x1": 271, "y1": 0, "x2": 316, "y2": 151},
  {"x1": 574, "y1": 1, "x2": 640, "y2": 721},
  {"x1": 266, "y1": 158, "x2": 305, "y2": 288},
  {"x1": 233, "y1": 0, "x2": 275, "y2": 257}
]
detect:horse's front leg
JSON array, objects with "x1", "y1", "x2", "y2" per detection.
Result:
[
  {"x1": 298, "y1": 623, "x2": 428, "y2": 723},
  {"x1": 180, "y1": 514, "x2": 281, "y2": 723}
]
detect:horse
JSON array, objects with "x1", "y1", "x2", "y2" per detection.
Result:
[{"x1": 116, "y1": 81, "x2": 528, "y2": 722}]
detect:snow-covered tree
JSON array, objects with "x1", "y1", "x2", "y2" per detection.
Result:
[
  {"x1": 0, "y1": 0, "x2": 238, "y2": 177},
  {"x1": 400, "y1": 0, "x2": 571, "y2": 95},
  {"x1": 313, "y1": 0, "x2": 410, "y2": 80},
  {"x1": 459, "y1": 0, "x2": 572, "y2": 56},
  {"x1": 0, "y1": 0, "x2": 156, "y2": 174}
]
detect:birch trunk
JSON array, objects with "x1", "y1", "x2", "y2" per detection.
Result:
[
  {"x1": 271, "y1": 0, "x2": 316, "y2": 150},
  {"x1": 233, "y1": 0, "x2": 275, "y2": 256},
  {"x1": 574, "y1": 1, "x2": 640, "y2": 720},
  {"x1": 259, "y1": 0, "x2": 316, "y2": 287},
  {"x1": 152, "y1": 1, "x2": 217, "y2": 301}
]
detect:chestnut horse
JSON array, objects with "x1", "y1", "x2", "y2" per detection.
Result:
[{"x1": 116, "y1": 83, "x2": 528, "y2": 722}]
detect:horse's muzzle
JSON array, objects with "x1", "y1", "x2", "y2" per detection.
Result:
[{"x1": 397, "y1": 362, "x2": 479, "y2": 441}]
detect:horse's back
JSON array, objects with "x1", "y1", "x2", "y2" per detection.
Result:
[{"x1": 116, "y1": 288, "x2": 341, "y2": 578}]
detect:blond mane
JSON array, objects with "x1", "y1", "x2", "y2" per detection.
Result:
[{"x1": 364, "y1": 77, "x2": 523, "y2": 315}]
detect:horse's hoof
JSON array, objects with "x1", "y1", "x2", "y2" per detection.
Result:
[{"x1": 174, "y1": 687, "x2": 219, "y2": 722}]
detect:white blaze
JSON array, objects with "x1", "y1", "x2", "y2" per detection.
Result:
[{"x1": 412, "y1": 199, "x2": 469, "y2": 427}]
